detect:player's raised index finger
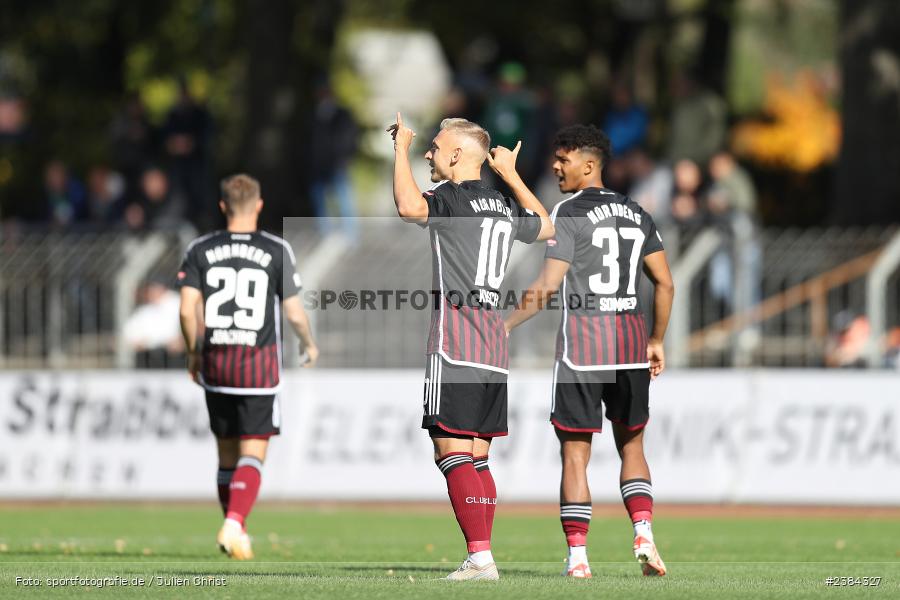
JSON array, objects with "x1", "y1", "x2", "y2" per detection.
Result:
[
  {"x1": 513, "y1": 140, "x2": 522, "y2": 154},
  {"x1": 396, "y1": 112, "x2": 403, "y2": 127}
]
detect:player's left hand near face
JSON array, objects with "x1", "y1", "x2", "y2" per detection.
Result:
[
  {"x1": 647, "y1": 340, "x2": 665, "y2": 379},
  {"x1": 487, "y1": 140, "x2": 521, "y2": 180},
  {"x1": 386, "y1": 112, "x2": 416, "y2": 152},
  {"x1": 300, "y1": 344, "x2": 319, "y2": 368},
  {"x1": 187, "y1": 352, "x2": 202, "y2": 384}
]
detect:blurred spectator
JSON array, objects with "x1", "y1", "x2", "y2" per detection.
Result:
[
  {"x1": 161, "y1": 80, "x2": 212, "y2": 224},
  {"x1": 884, "y1": 327, "x2": 900, "y2": 369},
  {"x1": 707, "y1": 152, "x2": 757, "y2": 217},
  {"x1": 441, "y1": 86, "x2": 472, "y2": 124},
  {"x1": 109, "y1": 92, "x2": 155, "y2": 192},
  {"x1": 85, "y1": 165, "x2": 126, "y2": 225},
  {"x1": 122, "y1": 278, "x2": 184, "y2": 368},
  {"x1": 43, "y1": 160, "x2": 86, "y2": 226},
  {"x1": 522, "y1": 85, "x2": 560, "y2": 189},
  {"x1": 556, "y1": 97, "x2": 581, "y2": 129},
  {"x1": 670, "y1": 159, "x2": 703, "y2": 227},
  {"x1": 123, "y1": 201, "x2": 145, "y2": 232},
  {"x1": 124, "y1": 166, "x2": 186, "y2": 231},
  {"x1": 603, "y1": 80, "x2": 648, "y2": 156},
  {"x1": 482, "y1": 62, "x2": 537, "y2": 171},
  {"x1": 626, "y1": 148, "x2": 673, "y2": 226},
  {"x1": 310, "y1": 83, "x2": 359, "y2": 238},
  {"x1": 603, "y1": 157, "x2": 629, "y2": 194},
  {"x1": 455, "y1": 36, "x2": 497, "y2": 121},
  {"x1": 666, "y1": 71, "x2": 727, "y2": 165},
  {"x1": 706, "y1": 152, "x2": 761, "y2": 313},
  {"x1": 0, "y1": 93, "x2": 28, "y2": 142},
  {"x1": 430, "y1": 86, "x2": 471, "y2": 144},
  {"x1": 825, "y1": 311, "x2": 870, "y2": 368}
]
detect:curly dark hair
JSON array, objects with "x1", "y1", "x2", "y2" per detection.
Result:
[{"x1": 553, "y1": 124, "x2": 612, "y2": 168}]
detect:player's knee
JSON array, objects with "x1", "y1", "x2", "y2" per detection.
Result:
[
  {"x1": 238, "y1": 438, "x2": 269, "y2": 462},
  {"x1": 561, "y1": 448, "x2": 591, "y2": 470},
  {"x1": 617, "y1": 437, "x2": 646, "y2": 459}
]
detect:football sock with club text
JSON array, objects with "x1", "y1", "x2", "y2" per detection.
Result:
[
  {"x1": 226, "y1": 456, "x2": 263, "y2": 529},
  {"x1": 436, "y1": 452, "x2": 493, "y2": 564}
]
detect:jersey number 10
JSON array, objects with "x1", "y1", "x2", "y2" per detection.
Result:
[
  {"x1": 205, "y1": 267, "x2": 268, "y2": 331},
  {"x1": 474, "y1": 218, "x2": 513, "y2": 288}
]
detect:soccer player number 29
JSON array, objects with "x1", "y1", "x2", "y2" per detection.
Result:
[{"x1": 204, "y1": 266, "x2": 269, "y2": 331}]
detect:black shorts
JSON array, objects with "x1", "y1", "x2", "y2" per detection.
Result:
[
  {"x1": 422, "y1": 354, "x2": 508, "y2": 437},
  {"x1": 205, "y1": 391, "x2": 281, "y2": 439},
  {"x1": 551, "y1": 361, "x2": 650, "y2": 433}
]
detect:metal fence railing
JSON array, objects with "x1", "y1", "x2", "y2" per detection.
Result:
[
  {"x1": 676, "y1": 225, "x2": 900, "y2": 367},
  {"x1": 0, "y1": 227, "x2": 192, "y2": 369},
  {"x1": 2, "y1": 223, "x2": 899, "y2": 370}
]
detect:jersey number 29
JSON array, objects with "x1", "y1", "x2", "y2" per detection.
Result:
[{"x1": 205, "y1": 267, "x2": 268, "y2": 330}]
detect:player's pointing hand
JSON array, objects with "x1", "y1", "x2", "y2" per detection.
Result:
[
  {"x1": 487, "y1": 140, "x2": 522, "y2": 182},
  {"x1": 387, "y1": 111, "x2": 416, "y2": 152}
]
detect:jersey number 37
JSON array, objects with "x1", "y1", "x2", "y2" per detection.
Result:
[{"x1": 589, "y1": 227, "x2": 645, "y2": 295}]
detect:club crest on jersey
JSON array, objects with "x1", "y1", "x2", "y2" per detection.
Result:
[{"x1": 469, "y1": 197, "x2": 512, "y2": 218}]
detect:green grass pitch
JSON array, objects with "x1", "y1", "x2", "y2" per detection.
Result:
[{"x1": 0, "y1": 504, "x2": 897, "y2": 599}]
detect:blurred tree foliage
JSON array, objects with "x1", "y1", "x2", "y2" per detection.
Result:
[
  {"x1": 835, "y1": 0, "x2": 900, "y2": 224},
  {"x1": 0, "y1": 0, "x2": 735, "y2": 222},
  {"x1": 0, "y1": 0, "x2": 341, "y2": 226},
  {"x1": 1, "y1": 0, "x2": 897, "y2": 225}
]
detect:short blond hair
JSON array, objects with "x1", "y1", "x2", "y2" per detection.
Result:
[
  {"x1": 220, "y1": 173, "x2": 260, "y2": 214},
  {"x1": 440, "y1": 118, "x2": 490, "y2": 159}
]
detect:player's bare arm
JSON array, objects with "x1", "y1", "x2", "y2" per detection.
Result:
[
  {"x1": 387, "y1": 112, "x2": 428, "y2": 223},
  {"x1": 282, "y1": 295, "x2": 319, "y2": 367},
  {"x1": 642, "y1": 250, "x2": 675, "y2": 379},
  {"x1": 505, "y1": 257, "x2": 570, "y2": 334},
  {"x1": 178, "y1": 285, "x2": 204, "y2": 383},
  {"x1": 487, "y1": 141, "x2": 555, "y2": 240}
]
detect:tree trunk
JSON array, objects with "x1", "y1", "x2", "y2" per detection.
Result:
[
  {"x1": 834, "y1": 0, "x2": 900, "y2": 225},
  {"x1": 238, "y1": 0, "x2": 343, "y2": 229},
  {"x1": 238, "y1": 0, "x2": 299, "y2": 227},
  {"x1": 697, "y1": 0, "x2": 734, "y2": 95}
]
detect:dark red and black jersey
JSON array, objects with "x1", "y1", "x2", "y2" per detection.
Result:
[
  {"x1": 421, "y1": 179, "x2": 541, "y2": 373},
  {"x1": 176, "y1": 230, "x2": 302, "y2": 393},
  {"x1": 545, "y1": 188, "x2": 664, "y2": 370}
]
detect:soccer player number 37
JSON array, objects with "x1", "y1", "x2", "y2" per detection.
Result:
[
  {"x1": 589, "y1": 227, "x2": 645, "y2": 295},
  {"x1": 204, "y1": 267, "x2": 269, "y2": 331}
]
